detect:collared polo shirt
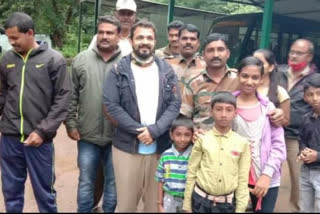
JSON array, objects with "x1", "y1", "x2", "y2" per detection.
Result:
[{"x1": 155, "y1": 144, "x2": 193, "y2": 197}]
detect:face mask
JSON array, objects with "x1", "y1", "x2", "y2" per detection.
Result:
[{"x1": 288, "y1": 60, "x2": 308, "y2": 72}]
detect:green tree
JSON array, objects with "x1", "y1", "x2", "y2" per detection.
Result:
[
  {"x1": 0, "y1": 0, "x2": 80, "y2": 49},
  {"x1": 151, "y1": 0, "x2": 260, "y2": 14}
]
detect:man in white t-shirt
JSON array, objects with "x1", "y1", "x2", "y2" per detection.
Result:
[{"x1": 89, "y1": 0, "x2": 136, "y2": 56}]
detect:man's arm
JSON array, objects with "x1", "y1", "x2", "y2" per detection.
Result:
[
  {"x1": 183, "y1": 139, "x2": 203, "y2": 212},
  {"x1": 0, "y1": 61, "x2": 8, "y2": 115},
  {"x1": 64, "y1": 57, "x2": 82, "y2": 141},
  {"x1": 235, "y1": 140, "x2": 250, "y2": 212},
  {"x1": 147, "y1": 70, "x2": 181, "y2": 139},
  {"x1": 34, "y1": 56, "x2": 72, "y2": 141}
]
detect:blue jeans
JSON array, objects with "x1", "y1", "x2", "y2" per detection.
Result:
[
  {"x1": 300, "y1": 164, "x2": 320, "y2": 213},
  {"x1": 250, "y1": 185, "x2": 279, "y2": 213},
  {"x1": 77, "y1": 140, "x2": 116, "y2": 212}
]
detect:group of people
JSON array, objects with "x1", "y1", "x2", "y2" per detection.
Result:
[{"x1": 0, "y1": 0, "x2": 319, "y2": 213}]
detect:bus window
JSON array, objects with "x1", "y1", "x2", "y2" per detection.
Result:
[{"x1": 208, "y1": 13, "x2": 320, "y2": 68}]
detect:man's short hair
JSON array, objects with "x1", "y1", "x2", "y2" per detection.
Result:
[
  {"x1": 167, "y1": 20, "x2": 184, "y2": 32},
  {"x1": 203, "y1": 33, "x2": 229, "y2": 50},
  {"x1": 292, "y1": 38, "x2": 315, "y2": 55},
  {"x1": 178, "y1": 24, "x2": 200, "y2": 39},
  {"x1": 98, "y1": 15, "x2": 121, "y2": 33},
  {"x1": 4, "y1": 12, "x2": 34, "y2": 33},
  {"x1": 130, "y1": 19, "x2": 156, "y2": 40},
  {"x1": 304, "y1": 73, "x2": 320, "y2": 92},
  {"x1": 211, "y1": 91, "x2": 237, "y2": 108},
  {"x1": 170, "y1": 115, "x2": 194, "y2": 133}
]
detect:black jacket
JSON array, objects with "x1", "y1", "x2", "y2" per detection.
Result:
[
  {"x1": 0, "y1": 43, "x2": 72, "y2": 142},
  {"x1": 298, "y1": 112, "x2": 320, "y2": 169},
  {"x1": 278, "y1": 64, "x2": 318, "y2": 138},
  {"x1": 103, "y1": 55, "x2": 181, "y2": 154}
]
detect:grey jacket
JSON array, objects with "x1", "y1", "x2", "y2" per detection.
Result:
[
  {"x1": 64, "y1": 46, "x2": 123, "y2": 146},
  {"x1": 278, "y1": 64, "x2": 318, "y2": 139},
  {"x1": 103, "y1": 55, "x2": 181, "y2": 154}
]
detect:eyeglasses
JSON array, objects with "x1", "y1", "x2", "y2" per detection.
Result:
[{"x1": 289, "y1": 50, "x2": 310, "y2": 57}]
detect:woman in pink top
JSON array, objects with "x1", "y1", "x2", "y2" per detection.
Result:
[{"x1": 232, "y1": 56, "x2": 287, "y2": 213}]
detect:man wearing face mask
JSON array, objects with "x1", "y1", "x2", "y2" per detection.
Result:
[
  {"x1": 278, "y1": 38, "x2": 319, "y2": 212},
  {"x1": 103, "y1": 19, "x2": 181, "y2": 212},
  {"x1": 166, "y1": 24, "x2": 206, "y2": 92}
]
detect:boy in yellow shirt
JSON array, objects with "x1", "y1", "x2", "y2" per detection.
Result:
[{"x1": 183, "y1": 91, "x2": 251, "y2": 213}]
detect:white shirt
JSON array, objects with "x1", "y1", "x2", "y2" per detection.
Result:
[{"x1": 131, "y1": 61, "x2": 159, "y2": 154}]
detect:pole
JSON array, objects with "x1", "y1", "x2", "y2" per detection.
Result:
[
  {"x1": 260, "y1": 0, "x2": 274, "y2": 48},
  {"x1": 77, "y1": 1, "x2": 83, "y2": 53},
  {"x1": 167, "y1": 0, "x2": 175, "y2": 25},
  {"x1": 94, "y1": 0, "x2": 100, "y2": 34}
]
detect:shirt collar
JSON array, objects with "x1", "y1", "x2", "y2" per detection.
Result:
[
  {"x1": 212, "y1": 127, "x2": 233, "y2": 138},
  {"x1": 92, "y1": 45, "x2": 121, "y2": 62},
  {"x1": 288, "y1": 65, "x2": 310, "y2": 78},
  {"x1": 202, "y1": 66, "x2": 233, "y2": 82},
  {"x1": 171, "y1": 144, "x2": 193, "y2": 157},
  {"x1": 177, "y1": 53, "x2": 200, "y2": 66}
]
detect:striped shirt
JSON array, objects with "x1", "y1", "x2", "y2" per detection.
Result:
[{"x1": 155, "y1": 144, "x2": 192, "y2": 197}]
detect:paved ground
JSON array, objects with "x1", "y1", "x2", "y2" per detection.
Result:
[{"x1": 0, "y1": 125, "x2": 292, "y2": 212}]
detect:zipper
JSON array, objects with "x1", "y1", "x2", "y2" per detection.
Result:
[{"x1": 16, "y1": 49, "x2": 33, "y2": 142}]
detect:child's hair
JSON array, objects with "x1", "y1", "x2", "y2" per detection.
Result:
[
  {"x1": 170, "y1": 115, "x2": 194, "y2": 133},
  {"x1": 254, "y1": 49, "x2": 280, "y2": 106},
  {"x1": 238, "y1": 56, "x2": 264, "y2": 76},
  {"x1": 211, "y1": 91, "x2": 237, "y2": 108},
  {"x1": 304, "y1": 73, "x2": 320, "y2": 92}
]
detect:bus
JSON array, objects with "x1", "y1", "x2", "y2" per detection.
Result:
[{"x1": 207, "y1": 12, "x2": 320, "y2": 67}]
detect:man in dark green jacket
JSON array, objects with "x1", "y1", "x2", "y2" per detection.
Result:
[
  {"x1": 0, "y1": 12, "x2": 71, "y2": 213},
  {"x1": 64, "y1": 16, "x2": 123, "y2": 213}
]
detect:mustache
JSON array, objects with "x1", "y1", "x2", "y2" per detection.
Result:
[
  {"x1": 138, "y1": 44, "x2": 152, "y2": 49},
  {"x1": 183, "y1": 44, "x2": 193, "y2": 49},
  {"x1": 99, "y1": 39, "x2": 110, "y2": 43},
  {"x1": 210, "y1": 57, "x2": 222, "y2": 62}
]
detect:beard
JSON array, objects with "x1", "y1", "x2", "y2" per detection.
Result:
[{"x1": 133, "y1": 45, "x2": 153, "y2": 60}]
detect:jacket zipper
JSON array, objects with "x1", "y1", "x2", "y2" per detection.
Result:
[{"x1": 16, "y1": 49, "x2": 33, "y2": 142}]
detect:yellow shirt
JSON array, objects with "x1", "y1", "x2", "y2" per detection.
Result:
[{"x1": 183, "y1": 128, "x2": 251, "y2": 212}]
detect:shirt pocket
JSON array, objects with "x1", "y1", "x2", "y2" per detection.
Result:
[{"x1": 118, "y1": 80, "x2": 133, "y2": 106}]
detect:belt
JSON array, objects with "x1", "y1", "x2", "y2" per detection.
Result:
[{"x1": 194, "y1": 184, "x2": 234, "y2": 204}]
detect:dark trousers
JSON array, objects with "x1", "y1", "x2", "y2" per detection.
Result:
[
  {"x1": 0, "y1": 135, "x2": 57, "y2": 213},
  {"x1": 191, "y1": 190, "x2": 235, "y2": 213},
  {"x1": 250, "y1": 186, "x2": 279, "y2": 213}
]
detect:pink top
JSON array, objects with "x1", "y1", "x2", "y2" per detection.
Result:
[{"x1": 236, "y1": 102, "x2": 262, "y2": 122}]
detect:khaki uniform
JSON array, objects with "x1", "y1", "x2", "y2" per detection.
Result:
[
  {"x1": 180, "y1": 68, "x2": 238, "y2": 131},
  {"x1": 166, "y1": 54, "x2": 206, "y2": 93},
  {"x1": 155, "y1": 45, "x2": 178, "y2": 59}
]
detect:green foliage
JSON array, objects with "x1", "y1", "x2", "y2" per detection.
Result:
[
  {"x1": 0, "y1": 0, "x2": 261, "y2": 58},
  {"x1": 150, "y1": 0, "x2": 261, "y2": 14}
]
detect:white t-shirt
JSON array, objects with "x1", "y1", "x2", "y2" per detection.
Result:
[{"x1": 131, "y1": 61, "x2": 159, "y2": 154}]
